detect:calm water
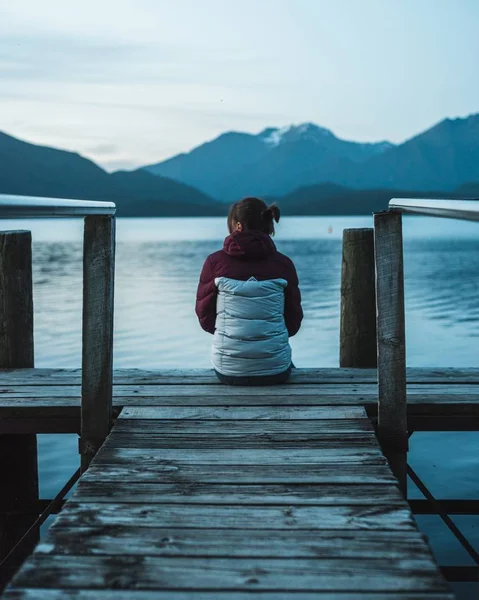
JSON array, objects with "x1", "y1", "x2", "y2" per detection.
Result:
[{"x1": 4, "y1": 215, "x2": 478, "y2": 598}]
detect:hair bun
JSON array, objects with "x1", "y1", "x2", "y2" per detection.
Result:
[
  {"x1": 262, "y1": 204, "x2": 280, "y2": 224},
  {"x1": 229, "y1": 197, "x2": 280, "y2": 236}
]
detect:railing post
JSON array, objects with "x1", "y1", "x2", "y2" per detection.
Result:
[
  {"x1": 340, "y1": 228, "x2": 377, "y2": 368},
  {"x1": 374, "y1": 211, "x2": 407, "y2": 496},
  {"x1": 0, "y1": 231, "x2": 39, "y2": 589},
  {"x1": 80, "y1": 216, "x2": 116, "y2": 472}
]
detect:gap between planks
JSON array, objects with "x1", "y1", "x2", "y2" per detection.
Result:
[
  {"x1": 1, "y1": 591, "x2": 457, "y2": 599},
  {"x1": 1, "y1": 366, "x2": 479, "y2": 384}
]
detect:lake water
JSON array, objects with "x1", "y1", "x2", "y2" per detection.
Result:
[{"x1": 3, "y1": 215, "x2": 478, "y2": 599}]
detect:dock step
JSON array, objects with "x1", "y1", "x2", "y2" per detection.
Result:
[{"x1": 4, "y1": 403, "x2": 452, "y2": 598}]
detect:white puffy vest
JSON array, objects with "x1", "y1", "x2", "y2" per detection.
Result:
[{"x1": 212, "y1": 276, "x2": 292, "y2": 377}]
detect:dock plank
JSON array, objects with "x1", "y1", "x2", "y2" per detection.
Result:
[
  {"x1": 11, "y1": 555, "x2": 449, "y2": 592},
  {"x1": 81, "y1": 463, "x2": 395, "y2": 484},
  {"x1": 1, "y1": 366, "x2": 479, "y2": 384},
  {"x1": 119, "y1": 406, "x2": 368, "y2": 419},
  {"x1": 72, "y1": 481, "x2": 404, "y2": 505},
  {"x1": 5, "y1": 384, "x2": 450, "y2": 598},
  {"x1": 94, "y1": 446, "x2": 385, "y2": 462},
  {"x1": 2, "y1": 590, "x2": 457, "y2": 600},
  {"x1": 1, "y1": 382, "x2": 479, "y2": 397},
  {"x1": 35, "y1": 527, "x2": 430, "y2": 558},
  {"x1": 109, "y1": 419, "x2": 375, "y2": 434},
  {"x1": 80, "y1": 434, "x2": 383, "y2": 450},
  {"x1": 51, "y1": 503, "x2": 415, "y2": 531}
]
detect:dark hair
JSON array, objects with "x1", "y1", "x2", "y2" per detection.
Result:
[{"x1": 227, "y1": 197, "x2": 280, "y2": 236}]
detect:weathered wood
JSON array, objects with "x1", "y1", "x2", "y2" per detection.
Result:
[
  {"x1": 3, "y1": 381, "x2": 479, "y2": 398},
  {"x1": 96, "y1": 446, "x2": 385, "y2": 464},
  {"x1": 109, "y1": 419, "x2": 375, "y2": 434},
  {"x1": 52, "y1": 502, "x2": 414, "y2": 530},
  {"x1": 374, "y1": 211, "x2": 408, "y2": 495},
  {"x1": 99, "y1": 432, "x2": 379, "y2": 449},
  {"x1": 119, "y1": 405, "x2": 367, "y2": 420},
  {"x1": 0, "y1": 230, "x2": 39, "y2": 591},
  {"x1": 112, "y1": 418, "x2": 374, "y2": 435},
  {"x1": 92, "y1": 433, "x2": 379, "y2": 450},
  {"x1": 1, "y1": 393, "x2": 478, "y2": 435},
  {"x1": 1, "y1": 386, "x2": 479, "y2": 405},
  {"x1": 0, "y1": 232, "x2": 34, "y2": 367},
  {"x1": 94, "y1": 450, "x2": 386, "y2": 470},
  {"x1": 81, "y1": 463, "x2": 395, "y2": 484},
  {"x1": 2, "y1": 366, "x2": 479, "y2": 385},
  {"x1": 10, "y1": 555, "x2": 448, "y2": 592},
  {"x1": 36, "y1": 527, "x2": 427, "y2": 558},
  {"x1": 73, "y1": 482, "x2": 404, "y2": 505},
  {"x1": 4, "y1": 369, "x2": 449, "y2": 599},
  {"x1": 340, "y1": 229, "x2": 377, "y2": 368},
  {"x1": 81, "y1": 216, "x2": 115, "y2": 471},
  {"x1": 2, "y1": 590, "x2": 457, "y2": 600}
]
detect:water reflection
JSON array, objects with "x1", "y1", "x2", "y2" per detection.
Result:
[{"x1": 28, "y1": 220, "x2": 479, "y2": 369}]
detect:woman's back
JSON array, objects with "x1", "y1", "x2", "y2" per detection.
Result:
[{"x1": 195, "y1": 198, "x2": 303, "y2": 384}]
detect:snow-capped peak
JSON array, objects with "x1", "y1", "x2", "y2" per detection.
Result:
[
  {"x1": 260, "y1": 125, "x2": 291, "y2": 147},
  {"x1": 259, "y1": 123, "x2": 335, "y2": 147}
]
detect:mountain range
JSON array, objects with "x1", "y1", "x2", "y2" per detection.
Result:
[
  {"x1": 0, "y1": 113, "x2": 478, "y2": 217},
  {"x1": 145, "y1": 114, "x2": 479, "y2": 201},
  {"x1": 0, "y1": 131, "x2": 221, "y2": 217}
]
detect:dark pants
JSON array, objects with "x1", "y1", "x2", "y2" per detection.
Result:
[{"x1": 215, "y1": 365, "x2": 292, "y2": 386}]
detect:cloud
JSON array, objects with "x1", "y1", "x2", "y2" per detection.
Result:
[
  {"x1": 0, "y1": 24, "x2": 281, "y2": 89},
  {"x1": 84, "y1": 143, "x2": 119, "y2": 155},
  {"x1": 0, "y1": 32, "x2": 151, "y2": 83}
]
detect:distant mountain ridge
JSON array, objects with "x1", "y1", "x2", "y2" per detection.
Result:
[
  {"x1": 1, "y1": 119, "x2": 477, "y2": 218},
  {"x1": 276, "y1": 183, "x2": 464, "y2": 216},
  {"x1": 144, "y1": 123, "x2": 394, "y2": 200},
  {"x1": 0, "y1": 131, "x2": 221, "y2": 217},
  {"x1": 144, "y1": 114, "x2": 479, "y2": 200}
]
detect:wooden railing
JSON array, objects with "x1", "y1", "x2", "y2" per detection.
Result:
[
  {"x1": 0, "y1": 194, "x2": 116, "y2": 471},
  {"x1": 340, "y1": 197, "x2": 479, "y2": 495}
]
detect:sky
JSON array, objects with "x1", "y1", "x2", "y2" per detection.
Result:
[{"x1": 1, "y1": 0, "x2": 478, "y2": 171}]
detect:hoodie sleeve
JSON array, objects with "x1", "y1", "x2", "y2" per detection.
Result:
[
  {"x1": 284, "y1": 260, "x2": 303, "y2": 337},
  {"x1": 195, "y1": 255, "x2": 218, "y2": 334}
]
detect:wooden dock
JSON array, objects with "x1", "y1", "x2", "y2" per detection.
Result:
[
  {"x1": 1, "y1": 367, "x2": 478, "y2": 435},
  {"x1": 1, "y1": 368, "x2": 461, "y2": 598},
  {"x1": 3, "y1": 205, "x2": 478, "y2": 597}
]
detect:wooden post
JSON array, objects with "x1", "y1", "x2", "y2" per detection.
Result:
[
  {"x1": 340, "y1": 228, "x2": 377, "y2": 368},
  {"x1": 374, "y1": 212, "x2": 407, "y2": 496},
  {"x1": 0, "y1": 231, "x2": 39, "y2": 589},
  {"x1": 80, "y1": 216, "x2": 115, "y2": 472}
]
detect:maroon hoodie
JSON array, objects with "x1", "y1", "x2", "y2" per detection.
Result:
[{"x1": 196, "y1": 230, "x2": 303, "y2": 336}]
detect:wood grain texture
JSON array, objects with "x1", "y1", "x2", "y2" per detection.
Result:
[
  {"x1": 51, "y1": 503, "x2": 415, "y2": 530},
  {"x1": 3, "y1": 366, "x2": 479, "y2": 384},
  {"x1": 374, "y1": 211, "x2": 407, "y2": 494},
  {"x1": 95, "y1": 446, "x2": 385, "y2": 463},
  {"x1": 2, "y1": 590, "x2": 457, "y2": 600},
  {"x1": 340, "y1": 228, "x2": 377, "y2": 368},
  {"x1": 109, "y1": 419, "x2": 375, "y2": 434},
  {"x1": 9, "y1": 555, "x2": 448, "y2": 592},
  {"x1": 72, "y1": 481, "x2": 404, "y2": 505},
  {"x1": 81, "y1": 216, "x2": 115, "y2": 470},
  {"x1": 2, "y1": 382, "x2": 479, "y2": 397},
  {"x1": 95, "y1": 433, "x2": 380, "y2": 450},
  {"x1": 0, "y1": 231, "x2": 34, "y2": 368},
  {"x1": 81, "y1": 462, "x2": 395, "y2": 484},
  {"x1": 0, "y1": 230, "x2": 39, "y2": 592},
  {"x1": 36, "y1": 527, "x2": 428, "y2": 558},
  {"x1": 119, "y1": 405, "x2": 367, "y2": 420},
  {"x1": 4, "y1": 378, "x2": 449, "y2": 597}
]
